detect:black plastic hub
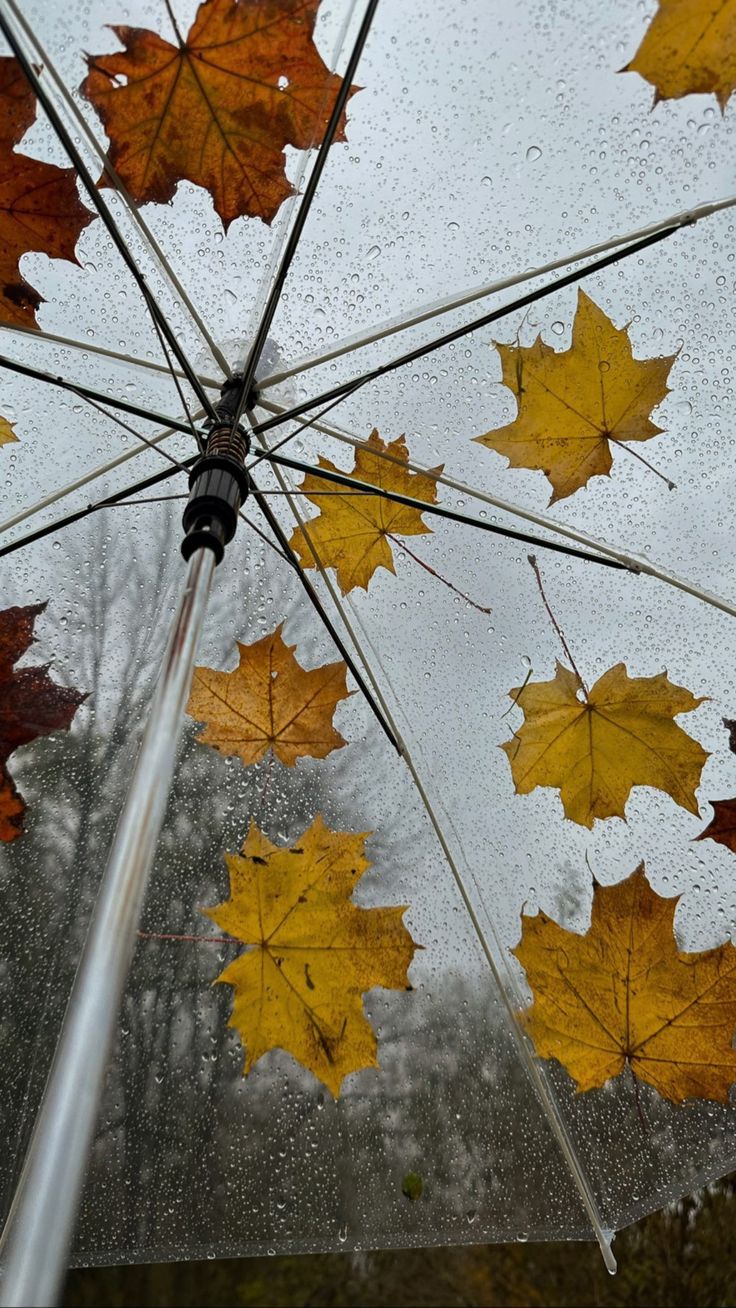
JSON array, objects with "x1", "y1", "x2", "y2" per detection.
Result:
[{"x1": 181, "y1": 382, "x2": 251, "y2": 563}]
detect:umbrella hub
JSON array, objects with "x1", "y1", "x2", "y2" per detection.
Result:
[{"x1": 181, "y1": 377, "x2": 251, "y2": 563}]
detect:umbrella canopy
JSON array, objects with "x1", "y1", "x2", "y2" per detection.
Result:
[{"x1": 2, "y1": 0, "x2": 736, "y2": 1292}]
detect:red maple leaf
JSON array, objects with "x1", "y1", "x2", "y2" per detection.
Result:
[{"x1": 0, "y1": 603, "x2": 87, "y2": 841}]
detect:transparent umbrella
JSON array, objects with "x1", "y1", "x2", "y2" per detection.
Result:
[{"x1": 1, "y1": 0, "x2": 736, "y2": 1304}]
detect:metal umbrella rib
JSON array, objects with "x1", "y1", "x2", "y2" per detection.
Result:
[
  {"x1": 0, "y1": 6, "x2": 218, "y2": 427},
  {"x1": 250, "y1": 218, "x2": 701, "y2": 438},
  {"x1": 229, "y1": 0, "x2": 380, "y2": 430},
  {"x1": 1, "y1": 0, "x2": 734, "y2": 1299}
]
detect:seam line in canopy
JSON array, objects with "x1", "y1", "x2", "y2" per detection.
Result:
[
  {"x1": 0, "y1": 417, "x2": 195, "y2": 539},
  {"x1": 248, "y1": 416, "x2": 616, "y2": 1269},
  {"x1": 230, "y1": 0, "x2": 380, "y2": 433},
  {"x1": 250, "y1": 220, "x2": 701, "y2": 437},
  {"x1": 257, "y1": 403, "x2": 736, "y2": 623},
  {"x1": 0, "y1": 349, "x2": 194, "y2": 436},
  {"x1": 4, "y1": 0, "x2": 233, "y2": 381},
  {"x1": 256, "y1": 193, "x2": 736, "y2": 391},
  {"x1": 0, "y1": 323, "x2": 222, "y2": 390}
]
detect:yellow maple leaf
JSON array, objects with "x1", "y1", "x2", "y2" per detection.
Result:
[
  {"x1": 475, "y1": 290, "x2": 675, "y2": 504},
  {"x1": 514, "y1": 865, "x2": 736, "y2": 1103},
  {"x1": 289, "y1": 430, "x2": 443, "y2": 594},
  {"x1": 82, "y1": 0, "x2": 356, "y2": 229},
  {"x1": 502, "y1": 660, "x2": 708, "y2": 828},
  {"x1": 187, "y1": 624, "x2": 350, "y2": 767},
  {"x1": 0, "y1": 415, "x2": 17, "y2": 447},
  {"x1": 623, "y1": 0, "x2": 736, "y2": 109},
  {"x1": 205, "y1": 816, "x2": 418, "y2": 1096}
]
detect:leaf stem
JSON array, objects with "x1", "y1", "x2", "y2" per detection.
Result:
[
  {"x1": 501, "y1": 663, "x2": 533, "y2": 717},
  {"x1": 163, "y1": 0, "x2": 185, "y2": 45},
  {"x1": 387, "y1": 534, "x2": 492, "y2": 614},
  {"x1": 608, "y1": 437, "x2": 676, "y2": 491},
  {"x1": 528, "y1": 555, "x2": 589, "y2": 697}
]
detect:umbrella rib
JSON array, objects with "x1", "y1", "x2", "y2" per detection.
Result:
[
  {"x1": 251, "y1": 477, "x2": 402, "y2": 755},
  {"x1": 146, "y1": 305, "x2": 206, "y2": 454},
  {"x1": 6, "y1": 398, "x2": 736, "y2": 626},
  {"x1": 0, "y1": 322, "x2": 222, "y2": 390},
  {"x1": 59, "y1": 387, "x2": 193, "y2": 477},
  {"x1": 228, "y1": 0, "x2": 379, "y2": 430},
  {"x1": 263, "y1": 450, "x2": 630, "y2": 571},
  {"x1": 257, "y1": 404, "x2": 736, "y2": 623},
  {"x1": 251, "y1": 221, "x2": 697, "y2": 437},
  {"x1": 256, "y1": 193, "x2": 736, "y2": 392},
  {"x1": 0, "y1": 7, "x2": 218, "y2": 428},
  {"x1": 247, "y1": 418, "x2": 616, "y2": 1269},
  {"x1": 3, "y1": 0, "x2": 232, "y2": 382},
  {"x1": 0, "y1": 416, "x2": 199, "y2": 540},
  {"x1": 0, "y1": 348, "x2": 194, "y2": 436}
]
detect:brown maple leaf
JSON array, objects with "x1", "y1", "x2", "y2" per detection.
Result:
[
  {"x1": 0, "y1": 602, "x2": 87, "y2": 841},
  {"x1": 187, "y1": 624, "x2": 351, "y2": 766},
  {"x1": 695, "y1": 799, "x2": 736, "y2": 855},
  {"x1": 0, "y1": 55, "x2": 37, "y2": 147},
  {"x1": 82, "y1": 0, "x2": 358, "y2": 229},
  {"x1": 0, "y1": 57, "x2": 93, "y2": 328},
  {"x1": 515, "y1": 865, "x2": 736, "y2": 1104}
]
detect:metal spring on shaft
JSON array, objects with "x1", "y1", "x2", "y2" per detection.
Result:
[{"x1": 206, "y1": 422, "x2": 249, "y2": 464}]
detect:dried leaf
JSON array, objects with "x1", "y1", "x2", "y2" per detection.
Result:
[
  {"x1": 0, "y1": 57, "x2": 93, "y2": 328},
  {"x1": 0, "y1": 602, "x2": 87, "y2": 841},
  {"x1": 0, "y1": 415, "x2": 18, "y2": 448},
  {"x1": 289, "y1": 430, "x2": 443, "y2": 593},
  {"x1": 502, "y1": 660, "x2": 708, "y2": 828},
  {"x1": 475, "y1": 290, "x2": 675, "y2": 504},
  {"x1": 695, "y1": 799, "x2": 736, "y2": 854},
  {"x1": 623, "y1": 0, "x2": 736, "y2": 109},
  {"x1": 0, "y1": 55, "x2": 36, "y2": 146},
  {"x1": 187, "y1": 624, "x2": 350, "y2": 767},
  {"x1": 515, "y1": 865, "x2": 736, "y2": 1103},
  {"x1": 205, "y1": 816, "x2": 418, "y2": 1096},
  {"x1": 82, "y1": 0, "x2": 356, "y2": 229}
]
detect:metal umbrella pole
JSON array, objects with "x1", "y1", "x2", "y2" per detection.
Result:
[{"x1": 0, "y1": 393, "x2": 250, "y2": 1308}]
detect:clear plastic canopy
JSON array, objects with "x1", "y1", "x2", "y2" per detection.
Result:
[{"x1": 2, "y1": 0, "x2": 736, "y2": 1270}]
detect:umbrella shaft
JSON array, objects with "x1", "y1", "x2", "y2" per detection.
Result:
[{"x1": 0, "y1": 547, "x2": 216, "y2": 1308}]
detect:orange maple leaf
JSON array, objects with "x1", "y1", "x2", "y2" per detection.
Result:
[
  {"x1": 82, "y1": 0, "x2": 358, "y2": 229},
  {"x1": 515, "y1": 866, "x2": 736, "y2": 1104},
  {"x1": 0, "y1": 57, "x2": 93, "y2": 328},
  {"x1": 187, "y1": 624, "x2": 351, "y2": 766}
]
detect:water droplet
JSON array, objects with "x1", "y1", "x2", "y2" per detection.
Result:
[
  {"x1": 366, "y1": 245, "x2": 381, "y2": 261},
  {"x1": 551, "y1": 321, "x2": 564, "y2": 335},
  {"x1": 525, "y1": 145, "x2": 542, "y2": 162}
]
